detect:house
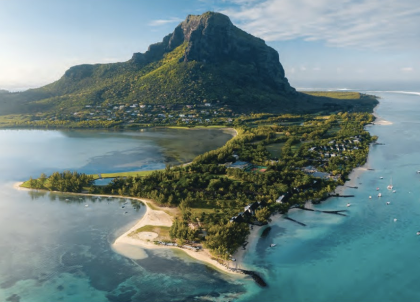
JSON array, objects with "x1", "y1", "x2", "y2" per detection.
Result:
[
  {"x1": 229, "y1": 213, "x2": 244, "y2": 223},
  {"x1": 276, "y1": 195, "x2": 285, "y2": 203},
  {"x1": 244, "y1": 203, "x2": 260, "y2": 215}
]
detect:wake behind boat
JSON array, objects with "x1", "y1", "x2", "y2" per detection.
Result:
[{"x1": 387, "y1": 177, "x2": 394, "y2": 190}]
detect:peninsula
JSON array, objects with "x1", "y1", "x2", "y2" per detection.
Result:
[
  {"x1": 21, "y1": 109, "x2": 377, "y2": 277},
  {"x1": 13, "y1": 11, "x2": 379, "y2": 279}
]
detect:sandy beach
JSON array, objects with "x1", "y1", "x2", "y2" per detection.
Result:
[
  {"x1": 334, "y1": 166, "x2": 369, "y2": 195},
  {"x1": 373, "y1": 112, "x2": 393, "y2": 125},
  {"x1": 112, "y1": 198, "x2": 244, "y2": 276},
  {"x1": 13, "y1": 181, "x2": 244, "y2": 276}
]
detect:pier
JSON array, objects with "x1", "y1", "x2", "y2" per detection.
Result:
[
  {"x1": 240, "y1": 270, "x2": 267, "y2": 287},
  {"x1": 284, "y1": 216, "x2": 306, "y2": 226},
  {"x1": 300, "y1": 207, "x2": 347, "y2": 216}
]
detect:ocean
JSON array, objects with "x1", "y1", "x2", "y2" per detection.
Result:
[
  {"x1": 238, "y1": 89, "x2": 420, "y2": 302},
  {"x1": 0, "y1": 89, "x2": 419, "y2": 301}
]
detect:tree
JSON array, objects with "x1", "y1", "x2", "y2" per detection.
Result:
[{"x1": 255, "y1": 207, "x2": 271, "y2": 224}]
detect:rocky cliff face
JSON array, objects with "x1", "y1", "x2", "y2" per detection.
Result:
[{"x1": 131, "y1": 12, "x2": 295, "y2": 95}]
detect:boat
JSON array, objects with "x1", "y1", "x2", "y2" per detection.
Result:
[
  {"x1": 417, "y1": 231, "x2": 420, "y2": 235},
  {"x1": 378, "y1": 193, "x2": 382, "y2": 197},
  {"x1": 393, "y1": 190, "x2": 396, "y2": 193},
  {"x1": 380, "y1": 176, "x2": 383, "y2": 179},
  {"x1": 85, "y1": 204, "x2": 89, "y2": 207},
  {"x1": 376, "y1": 187, "x2": 379, "y2": 191},
  {"x1": 347, "y1": 203, "x2": 351, "y2": 207},
  {"x1": 387, "y1": 177, "x2": 393, "y2": 190},
  {"x1": 394, "y1": 218, "x2": 397, "y2": 222},
  {"x1": 386, "y1": 202, "x2": 390, "y2": 205},
  {"x1": 369, "y1": 196, "x2": 372, "y2": 199},
  {"x1": 270, "y1": 244, "x2": 276, "y2": 247}
]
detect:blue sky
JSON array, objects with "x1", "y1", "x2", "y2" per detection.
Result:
[{"x1": 1, "y1": 0, "x2": 419, "y2": 90}]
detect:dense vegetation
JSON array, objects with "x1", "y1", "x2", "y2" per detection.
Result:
[
  {"x1": 0, "y1": 13, "x2": 378, "y2": 122},
  {"x1": 23, "y1": 112, "x2": 376, "y2": 258},
  {"x1": 23, "y1": 171, "x2": 94, "y2": 192}
]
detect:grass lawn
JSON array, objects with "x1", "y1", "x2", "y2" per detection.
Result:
[
  {"x1": 302, "y1": 91, "x2": 361, "y2": 99},
  {"x1": 129, "y1": 225, "x2": 171, "y2": 241},
  {"x1": 166, "y1": 125, "x2": 227, "y2": 129},
  {"x1": 90, "y1": 169, "x2": 160, "y2": 180}
]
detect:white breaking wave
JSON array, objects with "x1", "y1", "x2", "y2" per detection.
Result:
[
  {"x1": 367, "y1": 90, "x2": 420, "y2": 96},
  {"x1": 297, "y1": 88, "x2": 356, "y2": 91},
  {"x1": 382, "y1": 91, "x2": 420, "y2": 96}
]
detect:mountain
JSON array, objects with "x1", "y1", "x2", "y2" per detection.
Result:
[{"x1": 0, "y1": 12, "x2": 377, "y2": 116}]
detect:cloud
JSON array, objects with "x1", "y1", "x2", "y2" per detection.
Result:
[
  {"x1": 148, "y1": 17, "x2": 183, "y2": 27},
  {"x1": 401, "y1": 67, "x2": 414, "y2": 72},
  {"x1": 222, "y1": 0, "x2": 420, "y2": 50}
]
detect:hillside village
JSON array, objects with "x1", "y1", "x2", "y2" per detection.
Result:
[{"x1": 30, "y1": 102, "x2": 236, "y2": 126}]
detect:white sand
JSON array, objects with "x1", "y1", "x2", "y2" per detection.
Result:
[
  {"x1": 13, "y1": 182, "x2": 31, "y2": 191},
  {"x1": 14, "y1": 178, "x2": 242, "y2": 276},
  {"x1": 334, "y1": 167, "x2": 369, "y2": 195},
  {"x1": 232, "y1": 224, "x2": 263, "y2": 269},
  {"x1": 112, "y1": 199, "x2": 244, "y2": 276},
  {"x1": 373, "y1": 112, "x2": 393, "y2": 125}
]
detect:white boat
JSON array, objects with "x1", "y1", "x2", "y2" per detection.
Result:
[
  {"x1": 394, "y1": 218, "x2": 397, "y2": 222},
  {"x1": 369, "y1": 196, "x2": 372, "y2": 199},
  {"x1": 380, "y1": 176, "x2": 383, "y2": 179},
  {"x1": 386, "y1": 202, "x2": 390, "y2": 205},
  {"x1": 347, "y1": 203, "x2": 351, "y2": 207},
  {"x1": 270, "y1": 244, "x2": 276, "y2": 247},
  {"x1": 387, "y1": 177, "x2": 393, "y2": 190},
  {"x1": 85, "y1": 204, "x2": 89, "y2": 207},
  {"x1": 392, "y1": 190, "x2": 396, "y2": 193},
  {"x1": 378, "y1": 193, "x2": 382, "y2": 197},
  {"x1": 417, "y1": 231, "x2": 420, "y2": 235}
]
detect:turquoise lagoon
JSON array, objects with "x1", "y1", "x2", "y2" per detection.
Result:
[
  {"x1": 1, "y1": 90, "x2": 420, "y2": 302},
  {"x1": 238, "y1": 90, "x2": 420, "y2": 302},
  {"x1": 0, "y1": 128, "x2": 245, "y2": 302}
]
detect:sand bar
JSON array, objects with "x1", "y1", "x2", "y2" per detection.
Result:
[{"x1": 13, "y1": 181, "x2": 243, "y2": 276}]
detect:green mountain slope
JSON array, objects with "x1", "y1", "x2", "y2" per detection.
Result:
[{"x1": 0, "y1": 12, "x2": 377, "y2": 116}]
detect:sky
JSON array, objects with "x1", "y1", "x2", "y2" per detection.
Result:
[{"x1": 0, "y1": 0, "x2": 419, "y2": 91}]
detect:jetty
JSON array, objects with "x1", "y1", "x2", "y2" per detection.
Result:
[
  {"x1": 240, "y1": 270, "x2": 267, "y2": 287},
  {"x1": 332, "y1": 194, "x2": 355, "y2": 198},
  {"x1": 284, "y1": 216, "x2": 306, "y2": 226},
  {"x1": 300, "y1": 207, "x2": 347, "y2": 216}
]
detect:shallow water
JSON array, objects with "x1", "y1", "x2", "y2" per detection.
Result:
[
  {"x1": 2, "y1": 91, "x2": 420, "y2": 302},
  {"x1": 0, "y1": 128, "x2": 246, "y2": 302},
  {"x1": 238, "y1": 90, "x2": 420, "y2": 302}
]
